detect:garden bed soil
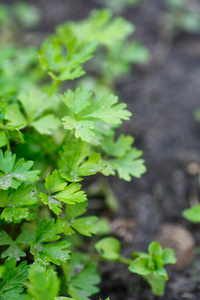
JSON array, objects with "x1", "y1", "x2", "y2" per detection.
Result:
[{"x1": 2, "y1": 0, "x2": 200, "y2": 299}]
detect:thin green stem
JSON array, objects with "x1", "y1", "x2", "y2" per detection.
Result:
[
  {"x1": 49, "y1": 79, "x2": 59, "y2": 97},
  {"x1": 90, "y1": 254, "x2": 132, "y2": 265},
  {"x1": 60, "y1": 130, "x2": 73, "y2": 147},
  {"x1": 5, "y1": 131, "x2": 11, "y2": 151},
  {"x1": 118, "y1": 256, "x2": 132, "y2": 265}
]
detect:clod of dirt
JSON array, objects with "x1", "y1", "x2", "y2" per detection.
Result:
[
  {"x1": 186, "y1": 162, "x2": 200, "y2": 176},
  {"x1": 156, "y1": 223, "x2": 195, "y2": 270}
]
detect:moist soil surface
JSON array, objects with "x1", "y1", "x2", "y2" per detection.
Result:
[{"x1": 2, "y1": 0, "x2": 200, "y2": 299}]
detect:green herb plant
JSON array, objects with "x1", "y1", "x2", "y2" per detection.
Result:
[
  {"x1": 163, "y1": 0, "x2": 200, "y2": 35},
  {"x1": 0, "y1": 4, "x2": 176, "y2": 299}
]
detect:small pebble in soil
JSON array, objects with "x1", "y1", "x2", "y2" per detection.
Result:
[
  {"x1": 186, "y1": 163, "x2": 200, "y2": 176},
  {"x1": 156, "y1": 223, "x2": 195, "y2": 269}
]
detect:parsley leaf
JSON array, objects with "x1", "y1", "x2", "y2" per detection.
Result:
[
  {"x1": 30, "y1": 219, "x2": 71, "y2": 265},
  {"x1": 39, "y1": 37, "x2": 97, "y2": 82},
  {"x1": 40, "y1": 170, "x2": 87, "y2": 215},
  {"x1": 57, "y1": 9, "x2": 134, "y2": 47},
  {"x1": 0, "y1": 183, "x2": 37, "y2": 222},
  {"x1": 59, "y1": 139, "x2": 106, "y2": 182},
  {"x1": 0, "y1": 99, "x2": 7, "y2": 121},
  {"x1": 0, "y1": 100, "x2": 25, "y2": 145},
  {"x1": 0, "y1": 150, "x2": 40, "y2": 190},
  {"x1": 61, "y1": 202, "x2": 99, "y2": 237},
  {"x1": 61, "y1": 88, "x2": 131, "y2": 142},
  {"x1": 101, "y1": 135, "x2": 146, "y2": 181},
  {"x1": 0, "y1": 230, "x2": 34, "y2": 261},
  {"x1": 31, "y1": 114, "x2": 61, "y2": 135},
  {"x1": 0, "y1": 259, "x2": 28, "y2": 299},
  {"x1": 101, "y1": 134, "x2": 133, "y2": 157},
  {"x1": 18, "y1": 86, "x2": 60, "y2": 135},
  {"x1": 64, "y1": 254, "x2": 100, "y2": 300},
  {"x1": 5, "y1": 103, "x2": 27, "y2": 127},
  {"x1": 27, "y1": 263, "x2": 60, "y2": 300},
  {"x1": 1, "y1": 244, "x2": 26, "y2": 261}
]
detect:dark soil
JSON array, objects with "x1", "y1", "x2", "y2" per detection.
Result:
[{"x1": 2, "y1": 0, "x2": 200, "y2": 299}]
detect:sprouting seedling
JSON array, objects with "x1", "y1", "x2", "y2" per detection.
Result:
[{"x1": 129, "y1": 241, "x2": 176, "y2": 295}]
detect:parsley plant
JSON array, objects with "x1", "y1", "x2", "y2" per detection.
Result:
[{"x1": 0, "y1": 4, "x2": 176, "y2": 299}]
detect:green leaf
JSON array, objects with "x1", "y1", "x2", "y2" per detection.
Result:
[
  {"x1": 59, "y1": 139, "x2": 106, "y2": 182},
  {"x1": 153, "y1": 268, "x2": 168, "y2": 280},
  {"x1": 71, "y1": 216, "x2": 99, "y2": 237},
  {"x1": 0, "y1": 102, "x2": 25, "y2": 144},
  {"x1": 95, "y1": 237, "x2": 121, "y2": 260},
  {"x1": 144, "y1": 274, "x2": 166, "y2": 296},
  {"x1": 8, "y1": 130, "x2": 25, "y2": 144},
  {"x1": 123, "y1": 41, "x2": 150, "y2": 64},
  {"x1": 1, "y1": 207, "x2": 30, "y2": 223},
  {"x1": 18, "y1": 86, "x2": 54, "y2": 122},
  {"x1": 34, "y1": 241, "x2": 71, "y2": 265},
  {"x1": 149, "y1": 241, "x2": 163, "y2": 270},
  {"x1": 0, "y1": 150, "x2": 40, "y2": 190},
  {"x1": 31, "y1": 114, "x2": 61, "y2": 135},
  {"x1": 0, "y1": 183, "x2": 38, "y2": 222},
  {"x1": 1, "y1": 244, "x2": 26, "y2": 260},
  {"x1": 0, "y1": 99, "x2": 7, "y2": 121},
  {"x1": 64, "y1": 254, "x2": 100, "y2": 300},
  {"x1": 65, "y1": 201, "x2": 88, "y2": 219},
  {"x1": 0, "y1": 230, "x2": 33, "y2": 260},
  {"x1": 0, "y1": 230, "x2": 13, "y2": 245},
  {"x1": 40, "y1": 170, "x2": 87, "y2": 215},
  {"x1": 5, "y1": 103, "x2": 27, "y2": 127},
  {"x1": 59, "y1": 201, "x2": 98, "y2": 237},
  {"x1": 45, "y1": 170, "x2": 67, "y2": 193},
  {"x1": 0, "y1": 259, "x2": 28, "y2": 298},
  {"x1": 12, "y1": 2, "x2": 41, "y2": 28},
  {"x1": 85, "y1": 94, "x2": 131, "y2": 123},
  {"x1": 15, "y1": 231, "x2": 35, "y2": 245},
  {"x1": 61, "y1": 88, "x2": 131, "y2": 142},
  {"x1": 182, "y1": 204, "x2": 200, "y2": 223},
  {"x1": 30, "y1": 219, "x2": 71, "y2": 265},
  {"x1": 101, "y1": 135, "x2": 134, "y2": 157},
  {"x1": 54, "y1": 183, "x2": 87, "y2": 205},
  {"x1": 0, "y1": 131, "x2": 7, "y2": 148},
  {"x1": 39, "y1": 37, "x2": 97, "y2": 81},
  {"x1": 129, "y1": 257, "x2": 151, "y2": 275},
  {"x1": 34, "y1": 219, "x2": 62, "y2": 243},
  {"x1": 162, "y1": 248, "x2": 176, "y2": 265},
  {"x1": 58, "y1": 9, "x2": 134, "y2": 47},
  {"x1": 194, "y1": 107, "x2": 200, "y2": 121},
  {"x1": 103, "y1": 148, "x2": 146, "y2": 181},
  {"x1": 61, "y1": 88, "x2": 93, "y2": 115},
  {"x1": 40, "y1": 193, "x2": 62, "y2": 216},
  {"x1": 27, "y1": 263, "x2": 59, "y2": 300},
  {"x1": 61, "y1": 116, "x2": 95, "y2": 142}
]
